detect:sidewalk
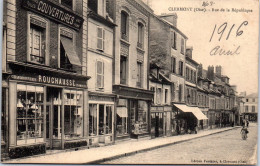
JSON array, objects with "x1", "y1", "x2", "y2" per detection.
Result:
[{"x1": 5, "y1": 126, "x2": 240, "y2": 164}]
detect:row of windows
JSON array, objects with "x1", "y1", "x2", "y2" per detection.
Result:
[
  {"x1": 171, "y1": 57, "x2": 184, "y2": 76},
  {"x1": 245, "y1": 98, "x2": 257, "y2": 102},
  {"x1": 28, "y1": 15, "x2": 80, "y2": 72},
  {"x1": 186, "y1": 88, "x2": 196, "y2": 105},
  {"x1": 197, "y1": 93, "x2": 209, "y2": 107},
  {"x1": 150, "y1": 87, "x2": 169, "y2": 105},
  {"x1": 245, "y1": 105, "x2": 256, "y2": 112},
  {"x1": 120, "y1": 56, "x2": 143, "y2": 87},
  {"x1": 171, "y1": 32, "x2": 185, "y2": 55},
  {"x1": 121, "y1": 11, "x2": 145, "y2": 49},
  {"x1": 186, "y1": 67, "x2": 196, "y2": 83}
]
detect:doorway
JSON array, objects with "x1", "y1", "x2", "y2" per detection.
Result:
[{"x1": 46, "y1": 87, "x2": 62, "y2": 149}]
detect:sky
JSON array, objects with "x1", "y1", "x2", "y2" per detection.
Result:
[{"x1": 148, "y1": 0, "x2": 259, "y2": 95}]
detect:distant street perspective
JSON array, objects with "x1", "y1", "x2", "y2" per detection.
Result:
[{"x1": 103, "y1": 123, "x2": 257, "y2": 165}]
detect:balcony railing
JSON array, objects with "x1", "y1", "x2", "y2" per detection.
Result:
[
  {"x1": 121, "y1": 33, "x2": 128, "y2": 41},
  {"x1": 137, "y1": 42, "x2": 143, "y2": 49}
]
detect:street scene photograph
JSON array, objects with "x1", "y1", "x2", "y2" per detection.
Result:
[{"x1": 0, "y1": 0, "x2": 259, "y2": 165}]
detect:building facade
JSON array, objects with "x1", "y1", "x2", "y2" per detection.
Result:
[
  {"x1": 149, "y1": 64, "x2": 172, "y2": 138},
  {"x1": 110, "y1": 0, "x2": 154, "y2": 140},
  {"x1": 2, "y1": 0, "x2": 90, "y2": 159},
  {"x1": 87, "y1": 0, "x2": 117, "y2": 146},
  {"x1": 242, "y1": 93, "x2": 258, "y2": 122}
]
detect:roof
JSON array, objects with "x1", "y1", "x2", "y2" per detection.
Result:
[
  {"x1": 149, "y1": 72, "x2": 172, "y2": 85},
  {"x1": 246, "y1": 93, "x2": 258, "y2": 98},
  {"x1": 153, "y1": 14, "x2": 188, "y2": 39}
]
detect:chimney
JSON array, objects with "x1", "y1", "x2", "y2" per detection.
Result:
[
  {"x1": 198, "y1": 64, "x2": 203, "y2": 77},
  {"x1": 186, "y1": 46, "x2": 193, "y2": 59},
  {"x1": 215, "y1": 65, "x2": 222, "y2": 77},
  {"x1": 159, "y1": 13, "x2": 178, "y2": 27},
  {"x1": 207, "y1": 65, "x2": 215, "y2": 81}
]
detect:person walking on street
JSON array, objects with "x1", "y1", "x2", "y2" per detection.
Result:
[{"x1": 246, "y1": 120, "x2": 249, "y2": 127}]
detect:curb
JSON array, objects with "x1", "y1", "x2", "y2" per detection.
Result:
[{"x1": 87, "y1": 127, "x2": 240, "y2": 164}]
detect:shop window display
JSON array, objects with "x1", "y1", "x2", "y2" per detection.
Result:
[
  {"x1": 116, "y1": 99, "x2": 128, "y2": 136},
  {"x1": 89, "y1": 104, "x2": 113, "y2": 136},
  {"x1": 16, "y1": 84, "x2": 44, "y2": 145},
  {"x1": 89, "y1": 104, "x2": 97, "y2": 136},
  {"x1": 64, "y1": 90, "x2": 83, "y2": 139}
]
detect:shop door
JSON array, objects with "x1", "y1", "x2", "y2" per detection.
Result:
[
  {"x1": 46, "y1": 87, "x2": 62, "y2": 149},
  {"x1": 155, "y1": 114, "x2": 160, "y2": 137}
]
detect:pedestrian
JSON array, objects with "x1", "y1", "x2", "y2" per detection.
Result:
[
  {"x1": 194, "y1": 122, "x2": 197, "y2": 134},
  {"x1": 246, "y1": 120, "x2": 249, "y2": 127}
]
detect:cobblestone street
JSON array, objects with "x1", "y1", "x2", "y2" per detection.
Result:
[{"x1": 103, "y1": 123, "x2": 258, "y2": 165}]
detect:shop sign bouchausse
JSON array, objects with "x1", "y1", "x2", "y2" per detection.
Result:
[
  {"x1": 10, "y1": 74, "x2": 87, "y2": 88},
  {"x1": 22, "y1": 0, "x2": 84, "y2": 31}
]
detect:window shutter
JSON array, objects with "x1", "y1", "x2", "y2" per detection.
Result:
[
  {"x1": 103, "y1": 29, "x2": 105, "y2": 51},
  {"x1": 97, "y1": 27, "x2": 103, "y2": 50},
  {"x1": 96, "y1": 60, "x2": 104, "y2": 89}
]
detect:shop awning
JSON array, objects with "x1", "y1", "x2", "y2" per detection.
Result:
[
  {"x1": 60, "y1": 36, "x2": 81, "y2": 66},
  {"x1": 117, "y1": 107, "x2": 128, "y2": 117},
  {"x1": 174, "y1": 104, "x2": 208, "y2": 120},
  {"x1": 192, "y1": 108, "x2": 208, "y2": 120}
]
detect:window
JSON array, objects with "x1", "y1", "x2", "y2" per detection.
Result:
[
  {"x1": 120, "y1": 56, "x2": 127, "y2": 84},
  {"x1": 96, "y1": 60, "x2": 104, "y2": 89},
  {"x1": 60, "y1": 29, "x2": 81, "y2": 70},
  {"x1": 245, "y1": 106, "x2": 248, "y2": 112},
  {"x1": 190, "y1": 70, "x2": 193, "y2": 82},
  {"x1": 252, "y1": 106, "x2": 255, "y2": 113},
  {"x1": 89, "y1": 104, "x2": 113, "y2": 136},
  {"x1": 252, "y1": 98, "x2": 255, "y2": 102},
  {"x1": 137, "y1": 22, "x2": 144, "y2": 48},
  {"x1": 121, "y1": 11, "x2": 128, "y2": 41},
  {"x1": 246, "y1": 99, "x2": 249, "y2": 102},
  {"x1": 165, "y1": 89, "x2": 168, "y2": 104},
  {"x1": 171, "y1": 83, "x2": 175, "y2": 101},
  {"x1": 179, "y1": 61, "x2": 183, "y2": 76},
  {"x1": 186, "y1": 67, "x2": 189, "y2": 80},
  {"x1": 150, "y1": 87, "x2": 155, "y2": 104},
  {"x1": 61, "y1": 0, "x2": 73, "y2": 9},
  {"x1": 29, "y1": 24, "x2": 46, "y2": 64},
  {"x1": 179, "y1": 85, "x2": 182, "y2": 102},
  {"x1": 172, "y1": 32, "x2": 177, "y2": 49},
  {"x1": 157, "y1": 88, "x2": 162, "y2": 104},
  {"x1": 116, "y1": 99, "x2": 128, "y2": 136},
  {"x1": 97, "y1": 27, "x2": 105, "y2": 51},
  {"x1": 16, "y1": 84, "x2": 44, "y2": 145},
  {"x1": 194, "y1": 72, "x2": 196, "y2": 83},
  {"x1": 89, "y1": 104, "x2": 97, "y2": 136},
  {"x1": 171, "y1": 57, "x2": 176, "y2": 73},
  {"x1": 181, "y1": 38, "x2": 184, "y2": 54},
  {"x1": 64, "y1": 90, "x2": 83, "y2": 139},
  {"x1": 137, "y1": 62, "x2": 142, "y2": 87}
]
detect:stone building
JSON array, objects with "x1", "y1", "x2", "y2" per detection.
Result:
[
  {"x1": 149, "y1": 13, "x2": 188, "y2": 134},
  {"x1": 2, "y1": 0, "x2": 90, "y2": 159},
  {"x1": 242, "y1": 93, "x2": 258, "y2": 122},
  {"x1": 149, "y1": 64, "x2": 172, "y2": 138},
  {"x1": 108, "y1": 0, "x2": 154, "y2": 140}
]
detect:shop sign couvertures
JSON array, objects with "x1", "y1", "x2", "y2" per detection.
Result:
[
  {"x1": 22, "y1": 0, "x2": 84, "y2": 31},
  {"x1": 10, "y1": 74, "x2": 87, "y2": 88}
]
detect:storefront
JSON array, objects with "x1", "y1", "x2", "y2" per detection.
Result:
[
  {"x1": 113, "y1": 85, "x2": 153, "y2": 140},
  {"x1": 174, "y1": 104, "x2": 208, "y2": 134},
  {"x1": 150, "y1": 105, "x2": 173, "y2": 138},
  {"x1": 7, "y1": 63, "x2": 90, "y2": 158},
  {"x1": 88, "y1": 92, "x2": 116, "y2": 146},
  {"x1": 151, "y1": 106, "x2": 164, "y2": 138}
]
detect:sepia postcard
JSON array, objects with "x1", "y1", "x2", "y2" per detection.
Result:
[{"x1": 1, "y1": 0, "x2": 259, "y2": 165}]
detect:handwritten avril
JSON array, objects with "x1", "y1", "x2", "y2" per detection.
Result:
[{"x1": 209, "y1": 21, "x2": 248, "y2": 56}]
